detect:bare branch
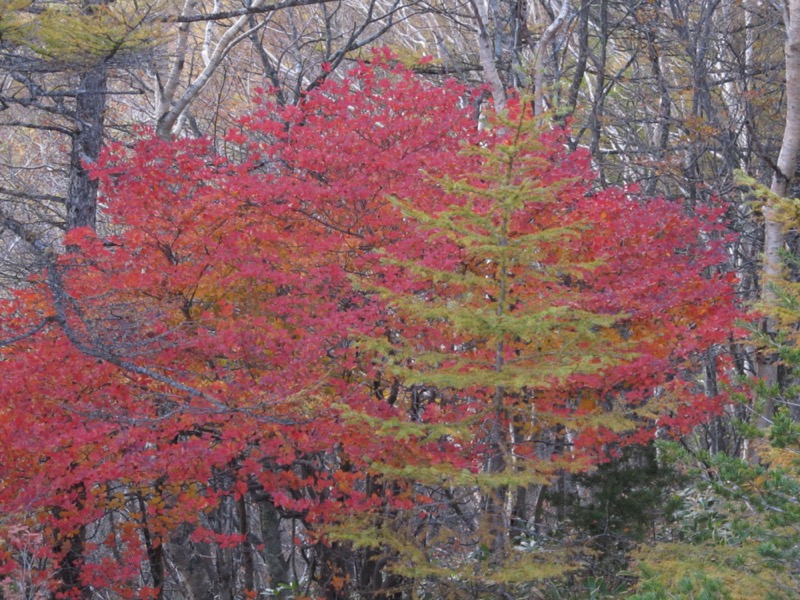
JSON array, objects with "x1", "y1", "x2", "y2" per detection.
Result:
[
  {"x1": 0, "y1": 187, "x2": 66, "y2": 205},
  {"x1": 0, "y1": 317, "x2": 57, "y2": 347},
  {"x1": 0, "y1": 208, "x2": 53, "y2": 254},
  {"x1": 174, "y1": 0, "x2": 337, "y2": 23}
]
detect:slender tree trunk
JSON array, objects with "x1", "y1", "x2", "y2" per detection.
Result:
[
  {"x1": 566, "y1": 0, "x2": 591, "y2": 121},
  {"x1": 643, "y1": 0, "x2": 672, "y2": 195},
  {"x1": 239, "y1": 496, "x2": 256, "y2": 595},
  {"x1": 137, "y1": 492, "x2": 165, "y2": 598},
  {"x1": 470, "y1": 0, "x2": 508, "y2": 112},
  {"x1": 215, "y1": 497, "x2": 236, "y2": 600},
  {"x1": 530, "y1": 0, "x2": 569, "y2": 116},
  {"x1": 155, "y1": 0, "x2": 269, "y2": 139},
  {"x1": 760, "y1": 0, "x2": 800, "y2": 427},
  {"x1": 589, "y1": 0, "x2": 608, "y2": 183},
  {"x1": 478, "y1": 212, "x2": 511, "y2": 597}
]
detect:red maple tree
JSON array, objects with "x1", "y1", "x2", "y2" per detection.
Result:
[{"x1": 0, "y1": 55, "x2": 740, "y2": 598}]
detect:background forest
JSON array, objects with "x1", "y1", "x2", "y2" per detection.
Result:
[{"x1": 0, "y1": 0, "x2": 798, "y2": 598}]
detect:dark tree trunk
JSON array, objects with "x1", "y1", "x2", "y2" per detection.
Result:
[
  {"x1": 259, "y1": 499, "x2": 291, "y2": 598},
  {"x1": 67, "y1": 62, "x2": 107, "y2": 231},
  {"x1": 53, "y1": 483, "x2": 91, "y2": 600}
]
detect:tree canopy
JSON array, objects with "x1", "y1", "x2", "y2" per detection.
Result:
[{"x1": 0, "y1": 57, "x2": 744, "y2": 599}]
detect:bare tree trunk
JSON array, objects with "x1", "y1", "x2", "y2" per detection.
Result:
[
  {"x1": 760, "y1": 0, "x2": 800, "y2": 427},
  {"x1": 53, "y1": 484, "x2": 91, "y2": 600},
  {"x1": 259, "y1": 499, "x2": 291, "y2": 598},
  {"x1": 239, "y1": 496, "x2": 256, "y2": 595},
  {"x1": 530, "y1": 0, "x2": 569, "y2": 116},
  {"x1": 470, "y1": 0, "x2": 508, "y2": 112},
  {"x1": 588, "y1": 0, "x2": 607, "y2": 182},
  {"x1": 565, "y1": 0, "x2": 591, "y2": 120},
  {"x1": 137, "y1": 492, "x2": 166, "y2": 599},
  {"x1": 155, "y1": 0, "x2": 269, "y2": 139},
  {"x1": 67, "y1": 62, "x2": 107, "y2": 231},
  {"x1": 643, "y1": 0, "x2": 672, "y2": 195},
  {"x1": 168, "y1": 524, "x2": 218, "y2": 600}
]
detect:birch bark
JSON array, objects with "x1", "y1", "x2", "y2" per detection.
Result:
[{"x1": 760, "y1": 0, "x2": 800, "y2": 426}]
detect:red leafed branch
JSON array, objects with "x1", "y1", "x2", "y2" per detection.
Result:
[{"x1": 0, "y1": 55, "x2": 743, "y2": 597}]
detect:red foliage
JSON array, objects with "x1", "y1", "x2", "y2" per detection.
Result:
[{"x1": 0, "y1": 55, "x2": 741, "y2": 595}]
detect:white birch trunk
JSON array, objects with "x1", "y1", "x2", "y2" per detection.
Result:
[
  {"x1": 760, "y1": 0, "x2": 800, "y2": 426},
  {"x1": 531, "y1": 0, "x2": 569, "y2": 117}
]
